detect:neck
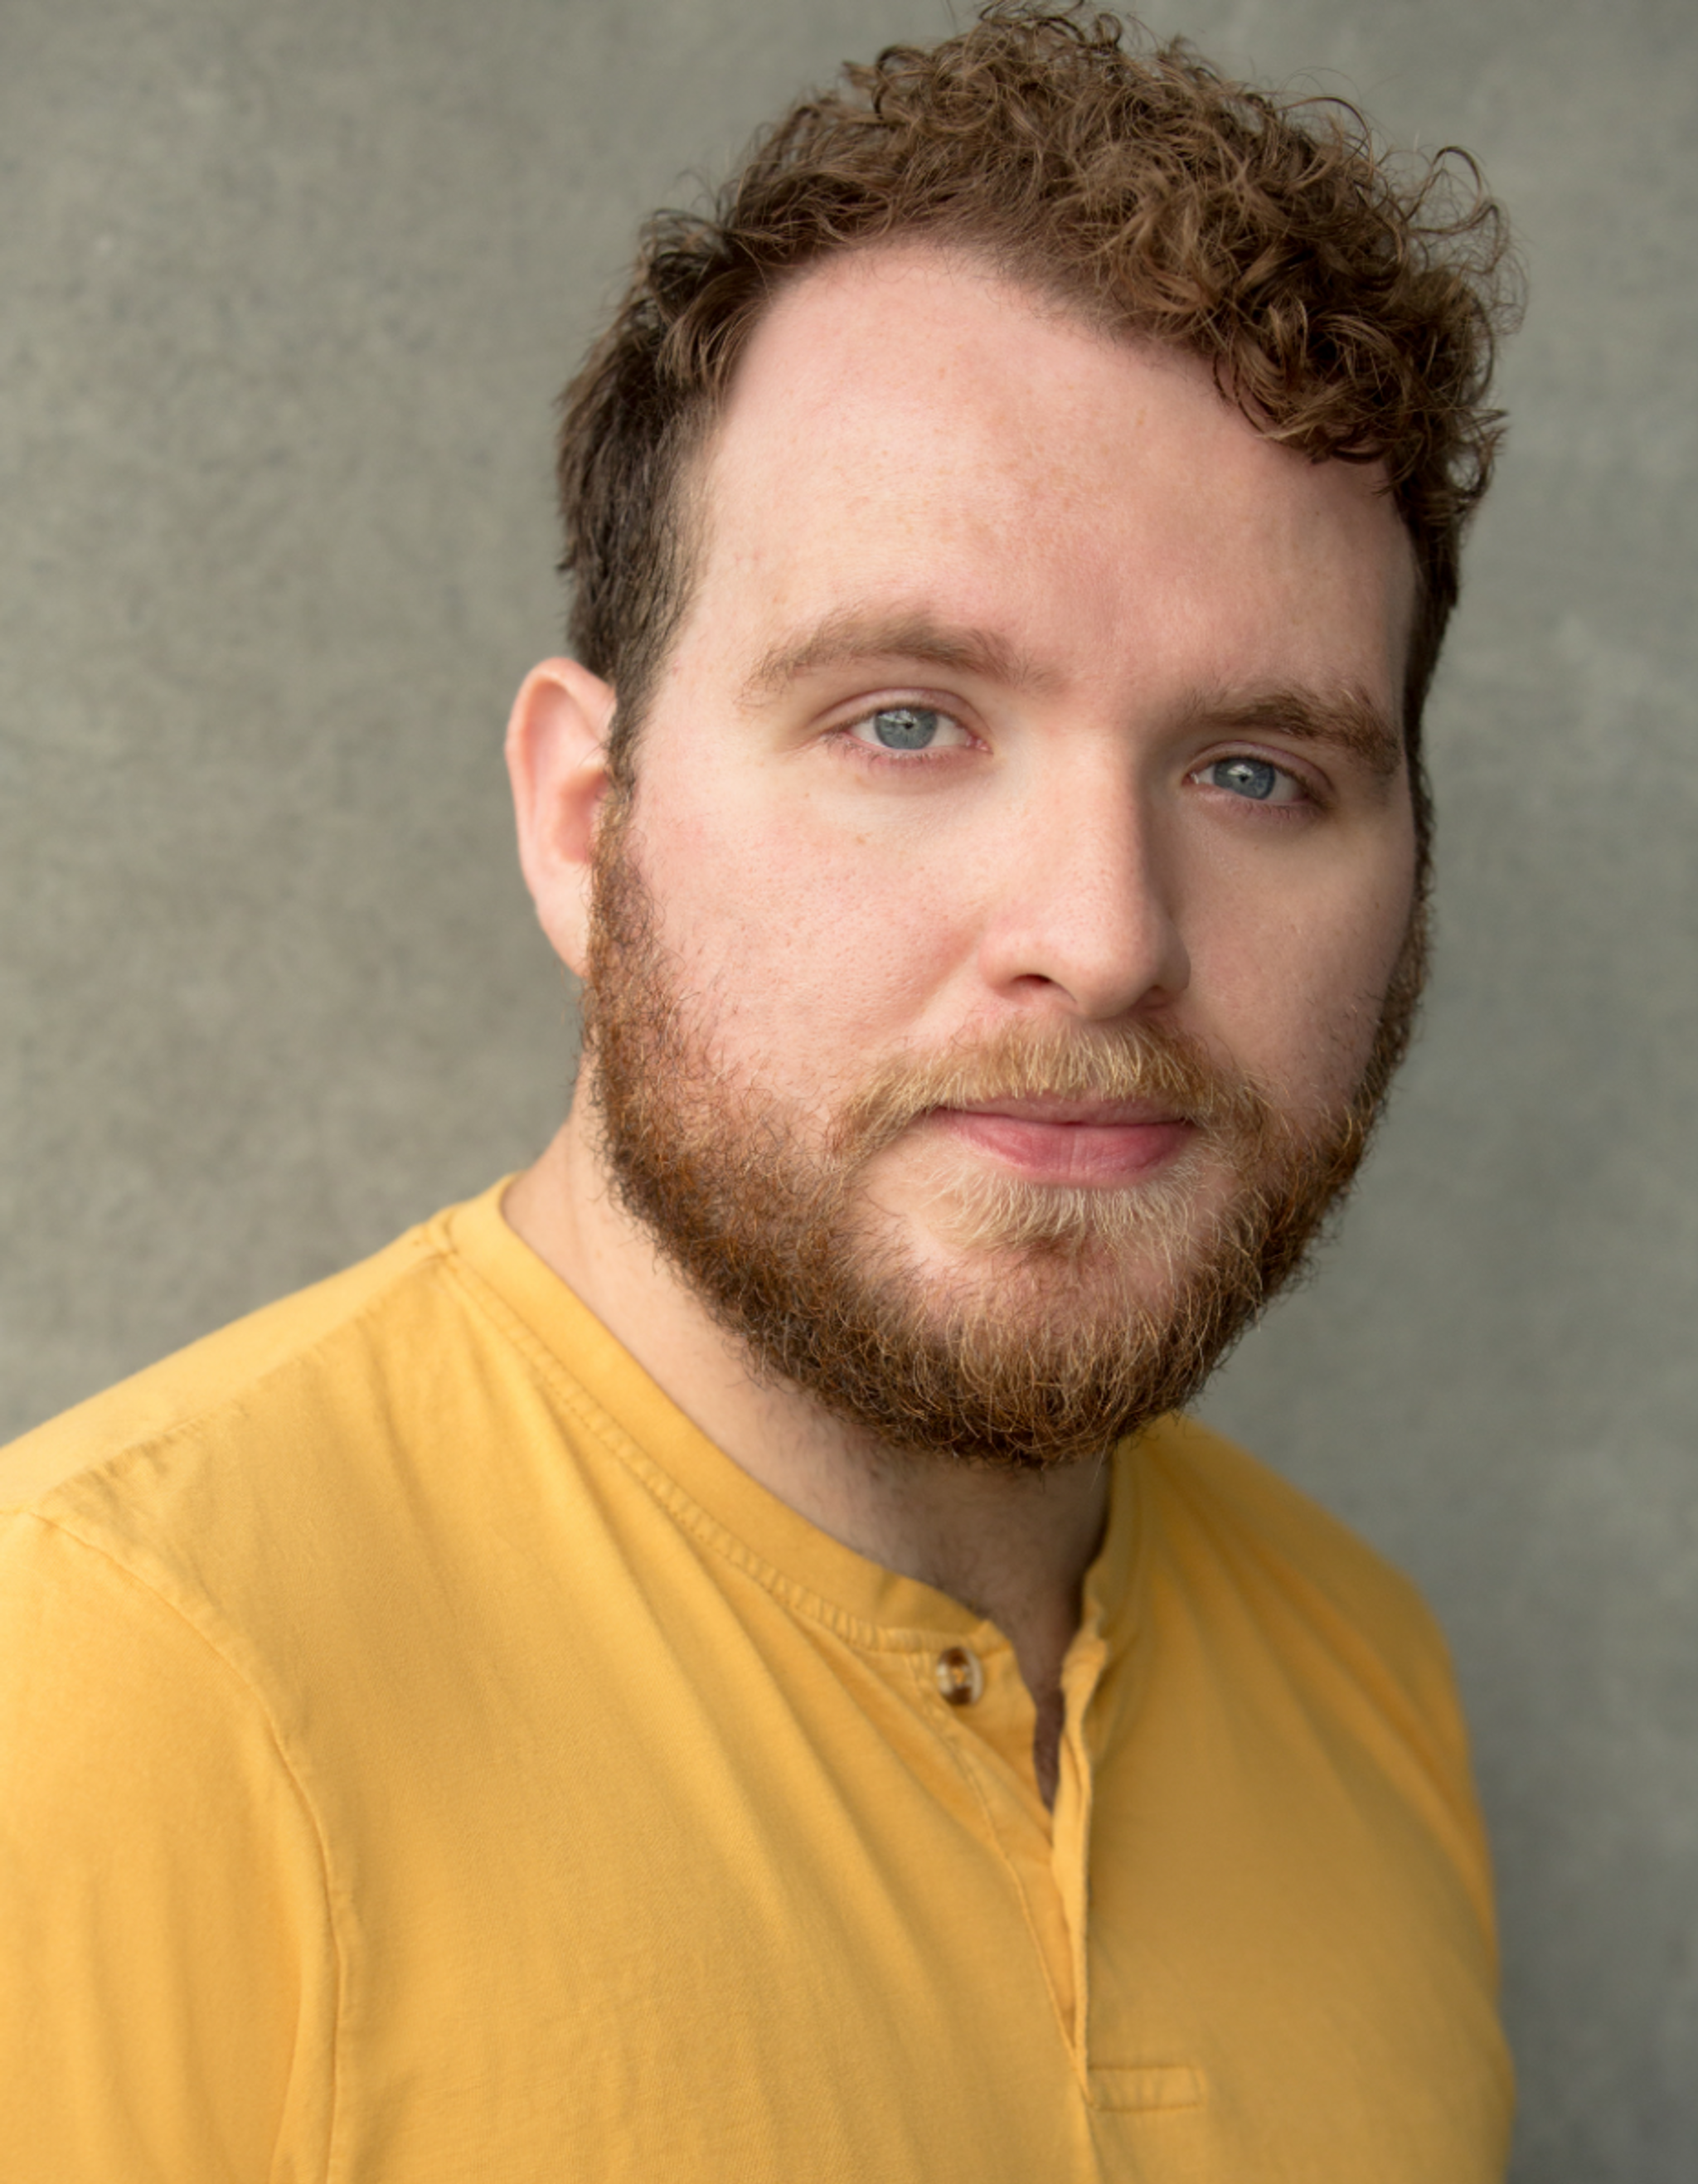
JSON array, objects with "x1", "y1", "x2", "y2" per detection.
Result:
[{"x1": 503, "y1": 1107, "x2": 1111, "y2": 1807}]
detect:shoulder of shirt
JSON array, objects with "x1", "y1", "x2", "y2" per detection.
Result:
[
  {"x1": 1135, "y1": 1412, "x2": 1458, "y2": 1721},
  {"x1": 0, "y1": 1206, "x2": 463, "y2": 1522}
]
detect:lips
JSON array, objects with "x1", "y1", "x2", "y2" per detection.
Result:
[{"x1": 929, "y1": 1100, "x2": 1196, "y2": 1187}]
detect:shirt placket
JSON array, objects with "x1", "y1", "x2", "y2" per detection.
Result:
[{"x1": 910, "y1": 1620, "x2": 1112, "y2": 2073}]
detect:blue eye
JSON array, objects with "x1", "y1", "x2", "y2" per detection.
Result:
[
  {"x1": 866, "y1": 706, "x2": 944, "y2": 750},
  {"x1": 1208, "y1": 757, "x2": 1282, "y2": 801}
]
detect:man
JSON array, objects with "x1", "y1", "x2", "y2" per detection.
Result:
[{"x1": 2, "y1": 7, "x2": 1518, "y2": 2177}]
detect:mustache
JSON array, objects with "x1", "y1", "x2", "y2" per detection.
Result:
[{"x1": 832, "y1": 1017, "x2": 1274, "y2": 1162}]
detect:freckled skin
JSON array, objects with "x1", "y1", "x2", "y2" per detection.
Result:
[{"x1": 504, "y1": 244, "x2": 1420, "y2": 1803}]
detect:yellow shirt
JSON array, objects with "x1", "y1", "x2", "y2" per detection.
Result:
[{"x1": 1, "y1": 1183, "x2": 1511, "y2": 2182}]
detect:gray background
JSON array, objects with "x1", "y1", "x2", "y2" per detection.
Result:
[{"x1": 2, "y1": 0, "x2": 1691, "y2": 2174}]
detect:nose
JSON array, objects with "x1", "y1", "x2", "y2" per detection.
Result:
[{"x1": 974, "y1": 765, "x2": 1191, "y2": 1020}]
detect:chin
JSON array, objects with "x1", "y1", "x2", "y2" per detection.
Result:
[{"x1": 895, "y1": 1143, "x2": 1232, "y2": 1273}]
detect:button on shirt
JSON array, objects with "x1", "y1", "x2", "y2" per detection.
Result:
[
  {"x1": 0, "y1": 1182, "x2": 1512, "y2": 2181},
  {"x1": 935, "y1": 1643, "x2": 985, "y2": 1706}
]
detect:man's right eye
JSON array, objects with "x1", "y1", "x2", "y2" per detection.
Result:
[{"x1": 850, "y1": 706, "x2": 967, "y2": 752}]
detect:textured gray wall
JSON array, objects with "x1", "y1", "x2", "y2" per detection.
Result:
[{"x1": 2, "y1": 2, "x2": 1692, "y2": 2175}]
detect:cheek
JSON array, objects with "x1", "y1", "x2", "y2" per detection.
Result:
[
  {"x1": 1286, "y1": 918, "x2": 1412, "y2": 1106},
  {"x1": 1302, "y1": 888, "x2": 1419, "y2": 1107},
  {"x1": 1195, "y1": 848, "x2": 1417, "y2": 1115},
  {"x1": 632, "y1": 794, "x2": 968, "y2": 1065}
]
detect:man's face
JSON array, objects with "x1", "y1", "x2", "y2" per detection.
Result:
[{"x1": 582, "y1": 245, "x2": 1419, "y2": 1466}]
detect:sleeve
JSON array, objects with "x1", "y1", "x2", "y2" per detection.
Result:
[{"x1": 0, "y1": 1511, "x2": 337, "y2": 2184}]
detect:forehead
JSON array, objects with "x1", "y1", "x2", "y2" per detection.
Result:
[{"x1": 669, "y1": 244, "x2": 1415, "y2": 710}]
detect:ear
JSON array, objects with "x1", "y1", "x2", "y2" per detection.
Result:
[{"x1": 505, "y1": 657, "x2": 618, "y2": 978}]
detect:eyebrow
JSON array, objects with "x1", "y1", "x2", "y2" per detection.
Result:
[
  {"x1": 1182, "y1": 688, "x2": 1405, "y2": 779},
  {"x1": 739, "y1": 606, "x2": 1062, "y2": 709}
]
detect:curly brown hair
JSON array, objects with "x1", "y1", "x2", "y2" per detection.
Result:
[{"x1": 557, "y1": 3, "x2": 1516, "y2": 856}]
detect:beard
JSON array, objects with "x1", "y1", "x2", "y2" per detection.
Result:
[{"x1": 580, "y1": 798, "x2": 1424, "y2": 1473}]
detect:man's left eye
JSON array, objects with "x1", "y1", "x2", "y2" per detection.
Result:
[
  {"x1": 1200, "y1": 756, "x2": 1305, "y2": 804},
  {"x1": 850, "y1": 706, "x2": 968, "y2": 752}
]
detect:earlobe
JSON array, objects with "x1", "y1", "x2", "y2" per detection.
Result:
[{"x1": 504, "y1": 657, "x2": 617, "y2": 978}]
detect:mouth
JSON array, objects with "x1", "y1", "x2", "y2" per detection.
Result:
[{"x1": 927, "y1": 1098, "x2": 1197, "y2": 1187}]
